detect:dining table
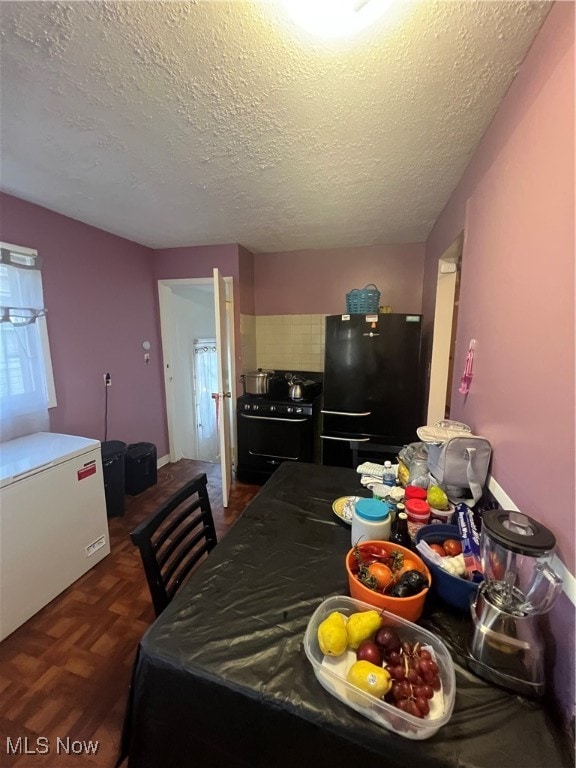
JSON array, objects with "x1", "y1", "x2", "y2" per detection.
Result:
[{"x1": 119, "y1": 461, "x2": 572, "y2": 768}]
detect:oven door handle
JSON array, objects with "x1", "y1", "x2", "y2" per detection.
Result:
[
  {"x1": 249, "y1": 451, "x2": 299, "y2": 461},
  {"x1": 321, "y1": 410, "x2": 371, "y2": 417},
  {"x1": 320, "y1": 435, "x2": 371, "y2": 442},
  {"x1": 239, "y1": 414, "x2": 308, "y2": 423}
]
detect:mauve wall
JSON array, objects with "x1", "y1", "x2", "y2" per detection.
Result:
[
  {"x1": 238, "y1": 245, "x2": 255, "y2": 315},
  {"x1": 0, "y1": 193, "x2": 169, "y2": 454},
  {"x1": 422, "y1": 2, "x2": 575, "y2": 723},
  {"x1": 253, "y1": 244, "x2": 425, "y2": 315}
]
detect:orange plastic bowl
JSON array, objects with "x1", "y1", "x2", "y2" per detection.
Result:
[{"x1": 345, "y1": 540, "x2": 431, "y2": 622}]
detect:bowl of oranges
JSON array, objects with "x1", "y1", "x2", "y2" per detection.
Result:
[{"x1": 345, "y1": 540, "x2": 431, "y2": 621}]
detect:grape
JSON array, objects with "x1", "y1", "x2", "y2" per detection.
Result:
[
  {"x1": 415, "y1": 696, "x2": 430, "y2": 716},
  {"x1": 418, "y1": 659, "x2": 432, "y2": 675},
  {"x1": 392, "y1": 680, "x2": 411, "y2": 700},
  {"x1": 388, "y1": 665, "x2": 406, "y2": 681},
  {"x1": 374, "y1": 631, "x2": 441, "y2": 718},
  {"x1": 406, "y1": 668, "x2": 419, "y2": 684}
]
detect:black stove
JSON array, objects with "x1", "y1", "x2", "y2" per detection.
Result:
[{"x1": 236, "y1": 371, "x2": 322, "y2": 484}]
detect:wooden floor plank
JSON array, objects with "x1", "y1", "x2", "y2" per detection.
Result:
[{"x1": 0, "y1": 460, "x2": 260, "y2": 767}]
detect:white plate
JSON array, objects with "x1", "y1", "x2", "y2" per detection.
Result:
[{"x1": 332, "y1": 496, "x2": 361, "y2": 525}]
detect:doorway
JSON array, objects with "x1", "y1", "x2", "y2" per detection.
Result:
[
  {"x1": 427, "y1": 233, "x2": 463, "y2": 424},
  {"x1": 192, "y1": 338, "x2": 219, "y2": 461},
  {"x1": 157, "y1": 278, "x2": 236, "y2": 469}
]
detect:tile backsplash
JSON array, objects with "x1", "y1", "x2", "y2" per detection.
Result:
[{"x1": 241, "y1": 314, "x2": 326, "y2": 372}]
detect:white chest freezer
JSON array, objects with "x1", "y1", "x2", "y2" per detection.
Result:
[{"x1": 0, "y1": 432, "x2": 111, "y2": 641}]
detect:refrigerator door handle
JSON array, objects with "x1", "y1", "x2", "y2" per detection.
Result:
[
  {"x1": 320, "y1": 435, "x2": 371, "y2": 442},
  {"x1": 321, "y1": 410, "x2": 371, "y2": 417}
]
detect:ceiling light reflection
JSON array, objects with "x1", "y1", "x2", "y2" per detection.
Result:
[{"x1": 281, "y1": 0, "x2": 396, "y2": 39}]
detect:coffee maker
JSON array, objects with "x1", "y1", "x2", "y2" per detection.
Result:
[{"x1": 468, "y1": 509, "x2": 563, "y2": 697}]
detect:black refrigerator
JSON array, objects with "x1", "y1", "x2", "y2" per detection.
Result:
[{"x1": 321, "y1": 313, "x2": 424, "y2": 468}]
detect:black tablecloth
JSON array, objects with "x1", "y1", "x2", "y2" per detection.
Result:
[{"x1": 121, "y1": 462, "x2": 572, "y2": 768}]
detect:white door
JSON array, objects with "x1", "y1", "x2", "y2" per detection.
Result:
[{"x1": 213, "y1": 268, "x2": 232, "y2": 508}]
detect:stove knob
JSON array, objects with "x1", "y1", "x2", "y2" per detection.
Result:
[
  {"x1": 253, "y1": 405, "x2": 259, "y2": 411},
  {"x1": 296, "y1": 407, "x2": 303, "y2": 413},
  {"x1": 287, "y1": 407, "x2": 293, "y2": 413},
  {"x1": 243, "y1": 404, "x2": 250, "y2": 411},
  {"x1": 269, "y1": 405, "x2": 276, "y2": 412}
]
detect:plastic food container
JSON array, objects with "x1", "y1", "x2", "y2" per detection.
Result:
[
  {"x1": 404, "y1": 486, "x2": 427, "y2": 501},
  {"x1": 428, "y1": 504, "x2": 455, "y2": 524},
  {"x1": 405, "y1": 498, "x2": 431, "y2": 523},
  {"x1": 415, "y1": 524, "x2": 481, "y2": 611},
  {"x1": 303, "y1": 595, "x2": 456, "y2": 740},
  {"x1": 346, "y1": 541, "x2": 430, "y2": 621},
  {"x1": 351, "y1": 498, "x2": 391, "y2": 543}
]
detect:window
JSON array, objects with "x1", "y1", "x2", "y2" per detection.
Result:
[{"x1": 0, "y1": 242, "x2": 56, "y2": 442}]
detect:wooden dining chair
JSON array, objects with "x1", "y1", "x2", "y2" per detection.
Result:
[{"x1": 130, "y1": 473, "x2": 218, "y2": 616}]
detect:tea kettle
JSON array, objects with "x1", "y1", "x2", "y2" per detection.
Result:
[{"x1": 288, "y1": 376, "x2": 305, "y2": 401}]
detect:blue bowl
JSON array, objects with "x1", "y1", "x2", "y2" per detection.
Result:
[{"x1": 415, "y1": 524, "x2": 481, "y2": 612}]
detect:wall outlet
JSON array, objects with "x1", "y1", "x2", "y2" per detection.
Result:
[{"x1": 86, "y1": 535, "x2": 106, "y2": 557}]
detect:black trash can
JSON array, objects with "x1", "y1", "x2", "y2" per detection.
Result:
[
  {"x1": 101, "y1": 440, "x2": 127, "y2": 518},
  {"x1": 125, "y1": 442, "x2": 157, "y2": 496}
]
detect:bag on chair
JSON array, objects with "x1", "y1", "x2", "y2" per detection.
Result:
[{"x1": 425, "y1": 435, "x2": 492, "y2": 506}]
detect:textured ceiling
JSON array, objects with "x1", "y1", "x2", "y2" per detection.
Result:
[{"x1": 0, "y1": 1, "x2": 551, "y2": 253}]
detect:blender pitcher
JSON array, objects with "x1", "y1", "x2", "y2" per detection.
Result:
[{"x1": 468, "y1": 509, "x2": 563, "y2": 696}]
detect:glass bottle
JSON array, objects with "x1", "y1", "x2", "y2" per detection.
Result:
[{"x1": 390, "y1": 509, "x2": 411, "y2": 549}]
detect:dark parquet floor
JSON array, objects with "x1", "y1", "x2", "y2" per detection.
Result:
[{"x1": 0, "y1": 460, "x2": 260, "y2": 767}]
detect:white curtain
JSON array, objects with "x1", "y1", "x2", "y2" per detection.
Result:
[
  {"x1": 0, "y1": 247, "x2": 50, "y2": 442},
  {"x1": 193, "y1": 340, "x2": 218, "y2": 461}
]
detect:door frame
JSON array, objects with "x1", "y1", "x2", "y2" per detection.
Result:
[
  {"x1": 157, "y1": 277, "x2": 236, "y2": 465},
  {"x1": 426, "y1": 234, "x2": 463, "y2": 424}
]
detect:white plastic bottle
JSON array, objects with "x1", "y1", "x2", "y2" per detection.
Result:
[
  {"x1": 351, "y1": 498, "x2": 391, "y2": 545},
  {"x1": 382, "y1": 460, "x2": 396, "y2": 486}
]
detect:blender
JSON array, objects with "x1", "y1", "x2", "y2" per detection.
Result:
[{"x1": 468, "y1": 509, "x2": 563, "y2": 697}]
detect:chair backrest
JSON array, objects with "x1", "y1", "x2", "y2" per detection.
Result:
[{"x1": 130, "y1": 473, "x2": 218, "y2": 616}]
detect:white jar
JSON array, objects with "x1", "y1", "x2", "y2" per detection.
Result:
[{"x1": 351, "y1": 498, "x2": 391, "y2": 545}]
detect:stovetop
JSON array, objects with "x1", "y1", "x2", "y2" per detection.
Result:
[
  {"x1": 239, "y1": 370, "x2": 322, "y2": 407},
  {"x1": 238, "y1": 371, "x2": 322, "y2": 415}
]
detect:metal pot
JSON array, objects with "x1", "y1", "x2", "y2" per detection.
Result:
[{"x1": 240, "y1": 369, "x2": 275, "y2": 395}]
